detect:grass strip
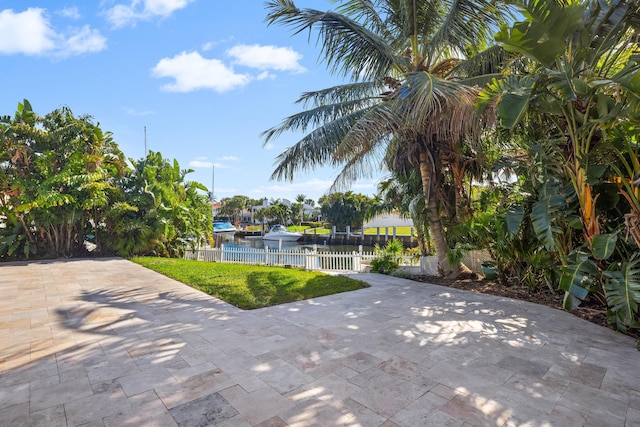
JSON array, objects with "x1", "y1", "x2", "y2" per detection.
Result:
[{"x1": 132, "y1": 257, "x2": 369, "y2": 310}]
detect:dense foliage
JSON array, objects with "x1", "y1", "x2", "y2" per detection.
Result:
[
  {"x1": 264, "y1": 0, "x2": 514, "y2": 277},
  {"x1": 476, "y1": 0, "x2": 640, "y2": 333},
  {"x1": 264, "y1": 0, "x2": 640, "y2": 334},
  {"x1": 0, "y1": 101, "x2": 212, "y2": 260},
  {"x1": 319, "y1": 191, "x2": 378, "y2": 229}
]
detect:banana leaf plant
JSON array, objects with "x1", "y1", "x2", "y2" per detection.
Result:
[
  {"x1": 603, "y1": 254, "x2": 640, "y2": 333},
  {"x1": 478, "y1": 0, "x2": 640, "y2": 332}
]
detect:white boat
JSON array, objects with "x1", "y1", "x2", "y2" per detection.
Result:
[
  {"x1": 263, "y1": 224, "x2": 302, "y2": 242},
  {"x1": 213, "y1": 220, "x2": 236, "y2": 240}
]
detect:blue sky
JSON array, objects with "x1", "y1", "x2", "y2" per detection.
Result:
[{"x1": 0, "y1": 0, "x2": 381, "y2": 203}]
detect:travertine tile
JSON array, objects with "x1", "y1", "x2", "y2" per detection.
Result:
[
  {"x1": 64, "y1": 383, "x2": 131, "y2": 426},
  {"x1": 117, "y1": 365, "x2": 176, "y2": 396},
  {"x1": 5, "y1": 404, "x2": 67, "y2": 427},
  {"x1": 168, "y1": 392, "x2": 237, "y2": 427},
  {"x1": 30, "y1": 375, "x2": 94, "y2": 412},
  {"x1": 219, "y1": 385, "x2": 295, "y2": 425},
  {"x1": 0, "y1": 382, "x2": 30, "y2": 409},
  {"x1": 155, "y1": 368, "x2": 234, "y2": 409},
  {"x1": 103, "y1": 390, "x2": 177, "y2": 427},
  {"x1": 1, "y1": 259, "x2": 640, "y2": 426}
]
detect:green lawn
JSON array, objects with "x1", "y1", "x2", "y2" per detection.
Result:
[
  {"x1": 299, "y1": 226, "x2": 332, "y2": 234},
  {"x1": 363, "y1": 226, "x2": 413, "y2": 235},
  {"x1": 132, "y1": 257, "x2": 369, "y2": 309}
]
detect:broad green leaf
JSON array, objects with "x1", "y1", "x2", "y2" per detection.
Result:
[
  {"x1": 592, "y1": 233, "x2": 618, "y2": 260},
  {"x1": 559, "y1": 255, "x2": 599, "y2": 310},
  {"x1": 586, "y1": 164, "x2": 608, "y2": 181},
  {"x1": 497, "y1": 93, "x2": 531, "y2": 129},
  {"x1": 495, "y1": 1, "x2": 584, "y2": 67},
  {"x1": 531, "y1": 194, "x2": 566, "y2": 251},
  {"x1": 568, "y1": 216, "x2": 584, "y2": 230},
  {"x1": 604, "y1": 255, "x2": 640, "y2": 331},
  {"x1": 506, "y1": 206, "x2": 524, "y2": 236},
  {"x1": 563, "y1": 292, "x2": 585, "y2": 312}
]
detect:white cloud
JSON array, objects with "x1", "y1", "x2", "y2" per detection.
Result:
[
  {"x1": 263, "y1": 143, "x2": 275, "y2": 151},
  {"x1": 0, "y1": 8, "x2": 106, "y2": 57},
  {"x1": 256, "y1": 71, "x2": 275, "y2": 81},
  {"x1": 151, "y1": 43, "x2": 306, "y2": 93},
  {"x1": 58, "y1": 7, "x2": 80, "y2": 19},
  {"x1": 104, "y1": 0, "x2": 196, "y2": 28},
  {"x1": 188, "y1": 159, "x2": 230, "y2": 169},
  {"x1": 227, "y1": 44, "x2": 306, "y2": 73},
  {"x1": 201, "y1": 37, "x2": 234, "y2": 52},
  {"x1": 250, "y1": 179, "x2": 334, "y2": 197},
  {"x1": 219, "y1": 156, "x2": 238, "y2": 161},
  {"x1": 214, "y1": 187, "x2": 236, "y2": 195},
  {"x1": 124, "y1": 107, "x2": 155, "y2": 116},
  {"x1": 0, "y1": 8, "x2": 55, "y2": 55},
  {"x1": 201, "y1": 41, "x2": 215, "y2": 51},
  {"x1": 61, "y1": 25, "x2": 107, "y2": 57},
  {"x1": 189, "y1": 160, "x2": 213, "y2": 168},
  {"x1": 103, "y1": 4, "x2": 136, "y2": 28},
  {"x1": 248, "y1": 178, "x2": 379, "y2": 201},
  {"x1": 352, "y1": 181, "x2": 378, "y2": 191},
  {"x1": 151, "y1": 51, "x2": 251, "y2": 93}
]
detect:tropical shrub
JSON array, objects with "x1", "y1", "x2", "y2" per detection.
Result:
[
  {"x1": 0, "y1": 101, "x2": 212, "y2": 260},
  {"x1": 103, "y1": 151, "x2": 212, "y2": 257},
  {"x1": 0, "y1": 100, "x2": 126, "y2": 258},
  {"x1": 371, "y1": 239, "x2": 404, "y2": 274},
  {"x1": 479, "y1": 0, "x2": 640, "y2": 332}
]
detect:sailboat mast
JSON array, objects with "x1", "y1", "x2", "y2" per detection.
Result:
[{"x1": 211, "y1": 164, "x2": 215, "y2": 220}]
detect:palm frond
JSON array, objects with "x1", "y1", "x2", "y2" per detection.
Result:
[
  {"x1": 336, "y1": 0, "x2": 391, "y2": 40},
  {"x1": 329, "y1": 140, "x2": 389, "y2": 192},
  {"x1": 262, "y1": 96, "x2": 378, "y2": 144},
  {"x1": 332, "y1": 102, "x2": 396, "y2": 161},
  {"x1": 265, "y1": 0, "x2": 409, "y2": 80},
  {"x1": 394, "y1": 72, "x2": 489, "y2": 143},
  {"x1": 295, "y1": 81, "x2": 384, "y2": 107},
  {"x1": 269, "y1": 109, "x2": 372, "y2": 181},
  {"x1": 584, "y1": 0, "x2": 638, "y2": 77},
  {"x1": 426, "y1": 0, "x2": 511, "y2": 65},
  {"x1": 450, "y1": 45, "x2": 512, "y2": 80}
]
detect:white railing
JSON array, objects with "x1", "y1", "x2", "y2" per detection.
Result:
[{"x1": 183, "y1": 245, "x2": 430, "y2": 273}]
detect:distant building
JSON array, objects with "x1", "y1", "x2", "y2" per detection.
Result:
[
  {"x1": 211, "y1": 201, "x2": 223, "y2": 218},
  {"x1": 363, "y1": 213, "x2": 413, "y2": 229}
]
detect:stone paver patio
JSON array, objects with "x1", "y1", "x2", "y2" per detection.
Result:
[{"x1": 1, "y1": 258, "x2": 639, "y2": 426}]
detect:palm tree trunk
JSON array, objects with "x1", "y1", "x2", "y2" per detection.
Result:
[
  {"x1": 418, "y1": 148, "x2": 460, "y2": 278},
  {"x1": 415, "y1": 230, "x2": 427, "y2": 256}
]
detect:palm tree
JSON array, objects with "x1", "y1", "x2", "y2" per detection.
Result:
[
  {"x1": 263, "y1": 0, "x2": 511, "y2": 276},
  {"x1": 295, "y1": 193, "x2": 306, "y2": 223},
  {"x1": 265, "y1": 199, "x2": 293, "y2": 225}
]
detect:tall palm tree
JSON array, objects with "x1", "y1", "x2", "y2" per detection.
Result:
[
  {"x1": 263, "y1": 0, "x2": 511, "y2": 276},
  {"x1": 295, "y1": 193, "x2": 306, "y2": 223}
]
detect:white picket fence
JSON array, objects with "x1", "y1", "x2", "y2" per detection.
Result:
[{"x1": 183, "y1": 245, "x2": 436, "y2": 274}]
